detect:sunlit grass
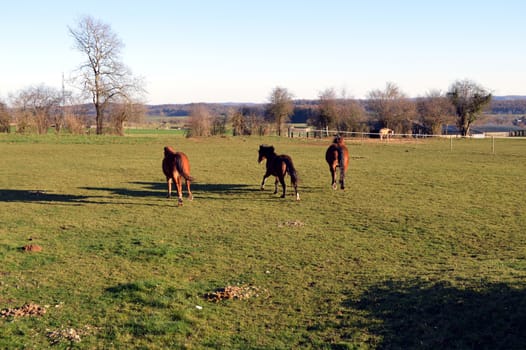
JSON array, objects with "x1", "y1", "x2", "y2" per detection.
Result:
[{"x1": 0, "y1": 134, "x2": 525, "y2": 348}]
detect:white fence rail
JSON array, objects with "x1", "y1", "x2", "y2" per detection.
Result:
[{"x1": 286, "y1": 127, "x2": 526, "y2": 140}]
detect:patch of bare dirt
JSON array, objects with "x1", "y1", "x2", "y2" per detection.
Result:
[
  {"x1": 22, "y1": 244, "x2": 42, "y2": 252},
  {"x1": 278, "y1": 220, "x2": 305, "y2": 228},
  {"x1": 0, "y1": 303, "x2": 46, "y2": 318},
  {"x1": 46, "y1": 326, "x2": 96, "y2": 345},
  {"x1": 205, "y1": 285, "x2": 265, "y2": 302}
]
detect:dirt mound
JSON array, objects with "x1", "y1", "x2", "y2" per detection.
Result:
[
  {"x1": 205, "y1": 285, "x2": 263, "y2": 302},
  {"x1": 47, "y1": 326, "x2": 96, "y2": 345},
  {"x1": 1, "y1": 303, "x2": 46, "y2": 318},
  {"x1": 279, "y1": 220, "x2": 305, "y2": 228},
  {"x1": 22, "y1": 244, "x2": 42, "y2": 252}
]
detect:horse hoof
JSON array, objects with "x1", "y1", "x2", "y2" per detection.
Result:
[
  {"x1": 332, "y1": 184, "x2": 337, "y2": 190},
  {"x1": 296, "y1": 194, "x2": 300, "y2": 201}
]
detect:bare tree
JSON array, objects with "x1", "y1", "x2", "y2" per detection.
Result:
[
  {"x1": 416, "y1": 90, "x2": 455, "y2": 135},
  {"x1": 314, "y1": 88, "x2": 338, "y2": 135},
  {"x1": 10, "y1": 85, "x2": 62, "y2": 134},
  {"x1": 0, "y1": 101, "x2": 10, "y2": 133},
  {"x1": 69, "y1": 15, "x2": 145, "y2": 135},
  {"x1": 336, "y1": 98, "x2": 366, "y2": 132},
  {"x1": 447, "y1": 79, "x2": 492, "y2": 136},
  {"x1": 266, "y1": 86, "x2": 294, "y2": 136},
  {"x1": 242, "y1": 105, "x2": 267, "y2": 136},
  {"x1": 62, "y1": 93, "x2": 90, "y2": 134},
  {"x1": 187, "y1": 104, "x2": 212, "y2": 137},
  {"x1": 313, "y1": 88, "x2": 367, "y2": 134},
  {"x1": 211, "y1": 113, "x2": 227, "y2": 136},
  {"x1": 367, "y1": 82, "x2": 416, "y2": 134},
  {"x1": 108, "y1": 98, "x2": 146, "y2": 136},
  {"x1": 230, "y1": 108, "x2": 247, "y2": 136}
]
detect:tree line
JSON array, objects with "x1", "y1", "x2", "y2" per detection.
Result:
[{"x1": 184, "y1": 80, "x2": 492, "y2": 138}]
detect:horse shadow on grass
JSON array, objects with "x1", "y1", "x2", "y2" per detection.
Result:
[
  {"x1": 0, "y1": 189, "x2": 94, "y2": 205},
  {"x1": 81, "y1": 182, "x2": 259, "y2": 200},
  {"x1": 341, "y1": 279, "x2": 526, "y2": 349},
  {"x1": 133, "y1": 181, "x2": 260, "y2": 199}
]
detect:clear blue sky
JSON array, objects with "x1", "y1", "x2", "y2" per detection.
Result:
[{"x1": 1, "y1": 0, "x2": 525, "y2": 104}]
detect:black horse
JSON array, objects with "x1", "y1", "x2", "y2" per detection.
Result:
[{"x1": 258, "y1": 145, "x2": 300, "y2": 200}]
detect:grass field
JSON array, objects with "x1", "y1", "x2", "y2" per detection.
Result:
[{"x1": 0, "y1": 133, "x2": 525, "y2": 349}]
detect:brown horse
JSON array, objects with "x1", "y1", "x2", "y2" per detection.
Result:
[
  {"x1": 325, "y1": 135, "x2": 349, "y2": 190},
  {"x1": 162, "y1": 146, "x2": 193, "y2": 205},
  {"x1": 258, "y1": 145, "x2": 300, "y2": 200}
]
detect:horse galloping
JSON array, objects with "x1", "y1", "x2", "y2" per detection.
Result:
[
  {"x1": 325, "y1": 135, "x2": 349, "y2": 190},
  {"x1": 162, "y1": 146, "x2": 194, "y2": 205},
  {"x1": 258, "y1": 145, "x2": 300, "y2": 200},
  {"x1": 379, "y1": 128, "x2": 394, "y2": 140}
]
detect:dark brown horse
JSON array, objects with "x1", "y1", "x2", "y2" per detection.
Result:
[
  {"x1": 325, "y1": 135, "x2": 349, "y2": 190},
  {"x1": 162, "y1": 146, "x2": 194, "y2": 205},
  {"x1": 258, "y1": 145, "x2": 300, "y2": 200}
]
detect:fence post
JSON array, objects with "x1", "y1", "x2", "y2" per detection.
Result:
[{"x1": 492, "y1": 136, "x2": 495, "y2": 154}]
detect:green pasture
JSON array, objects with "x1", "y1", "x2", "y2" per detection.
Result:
[{"x1": 0, "y1": 134, "x2": 525, "y2": 349}]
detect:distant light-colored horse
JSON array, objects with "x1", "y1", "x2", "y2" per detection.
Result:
[{"x1": 379, "y1": 128, "x2": 394, "y2": 140}]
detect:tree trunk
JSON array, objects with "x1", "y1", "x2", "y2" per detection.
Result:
[
  {"x1": 460, "y1": 124, "x2": 469, "y2": 137},
  {"x1": 95, "y1": 104, "x2": 103, "y2": 135}
]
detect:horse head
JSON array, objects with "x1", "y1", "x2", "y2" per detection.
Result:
[
  {"x1": 164, "y1": 146, "x2": 177, "y2": 158},
  {"x1": 258, "y1": 145, "x2": 275, "y2": 163},
  {"x1": 332, "y1": 135, "x2": 344, "y2": 145}
]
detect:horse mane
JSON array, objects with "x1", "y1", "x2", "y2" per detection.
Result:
[
  {"x1": 164, "y1": 146, "x2": 177, "y2": 157},
  {"x1": 259, "y1": 144, "x2": 275, "y2": 154},
  {"x1": 332, "y1": 135, "x2": 345, "y2": 145}
]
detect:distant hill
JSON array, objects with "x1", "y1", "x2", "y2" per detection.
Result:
[
  {"x1": 146, "y1": 102, "x2": 258, "y2": 117},
  {"x1": 492, "y1": 95, "x2": 526, "y2": 101},
  {"x1": 146, "y1": 96, "x2": 526, "y2": 119}
]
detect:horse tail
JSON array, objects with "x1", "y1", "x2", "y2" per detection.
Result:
[
  {"x1": 337, "y1": 146, "x2": 344, "y2": 168},
  {"x1": 175, "y1": 154, "x2": 194, "y2": 182},
  {"x1": 284, "y1": 157, "x2": 298, "y2": 184}
]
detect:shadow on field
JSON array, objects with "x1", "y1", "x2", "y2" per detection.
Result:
[
  {"x1": 82, "y1": 185, "x2": 163, "y2": 198},
  {"x1": 131, "y1": 181, "x2": 259, "y2": 196},
  {"x1": 0, "y1": 189, "x2": 92, "y2": 204},
  {"x1": 343, "y1": 279, "x2": 526, "y2": 349},
  {"x1": 79, "y1": 182, "x2": 279, "y2": 202}
]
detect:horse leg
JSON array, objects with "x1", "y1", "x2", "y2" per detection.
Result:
[
  {"x1": 340, "y1": 167, "x2": 346, "y2": 190},
  {"x1": 185, "y1": 179, "x2": 193, "y2": 201},
  {"x1": 330, "y1": 165, "x2": 337, "y2": 190},
  {"x1": 278, "y1": 176, "x2": 286, "y2": 198},
  {"x1": 260, "y1": 172, "x2": 270, "y2": 190},
  {"x1": 274, "y1": 177, "x2": 279, "y2": 194},
  {"x1": 175, "y1": 175, "x2": 183, "y2": 205},
  {"x1": 166, "y1": 178, "x2": 172, "y2": 198},
  {"x1": 292, "y1": 176, "x2": 300, "y2": 201}
]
